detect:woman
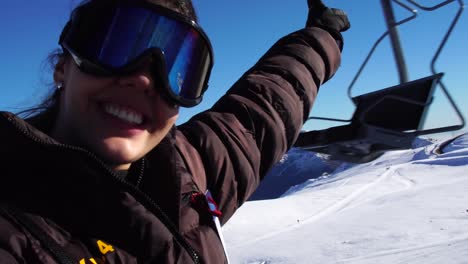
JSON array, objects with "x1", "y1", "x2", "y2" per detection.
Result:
[{"x1": 0, "y1": 0, "x2": 349, "y2": 263}]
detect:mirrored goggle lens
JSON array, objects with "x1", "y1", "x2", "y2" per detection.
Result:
[{"x1": 63, "y1": 2, "x2": 212, "y2": 102}]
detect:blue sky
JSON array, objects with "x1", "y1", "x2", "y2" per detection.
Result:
[{"x1": 1, "y1": 0, "x2": 466, "y2": 136}]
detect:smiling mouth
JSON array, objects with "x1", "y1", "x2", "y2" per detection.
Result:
[{"x1": 103, "y1": 103, "x2": 144, "y2": 125}]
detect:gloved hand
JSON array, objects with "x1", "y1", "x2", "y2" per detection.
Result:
[{"x1": 306, "y1": 0, "x2": 350, "y2": 33}]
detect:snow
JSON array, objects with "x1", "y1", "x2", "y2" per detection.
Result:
[{"x1": 223, "y1": 133, "x2": 468, "y2": 263}]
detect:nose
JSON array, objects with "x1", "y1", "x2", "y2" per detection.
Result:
[{"x1": 117, "y1": 65, "x2": 156, "y2": 96}]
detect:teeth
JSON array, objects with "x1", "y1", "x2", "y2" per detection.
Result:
[{"x1": 104, "y1": 104, "x2": 143, "y2": 125}]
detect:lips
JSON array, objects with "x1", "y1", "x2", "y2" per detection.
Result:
[{"x1": 102, "y1": 102, "x2": 145, "y2": 125}]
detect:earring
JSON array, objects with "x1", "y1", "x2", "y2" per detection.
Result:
[{"x1": 57, "y1": 83, "x2": 63, "y2": 90}]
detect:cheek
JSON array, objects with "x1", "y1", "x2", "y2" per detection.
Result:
[
  {"x1": 59, "y1": 84, "x2": 83, "y2": 122},
  {"x1": 60, "y1": 84, "x2": 94, "y2": 124},
  {"x1": 153, "y1": 109, "x2": 178, "y2": 132},
  {"x1": 145, "y1": 109, "x2": 178, "y2": 151},
  {"x1": 167, "y1": 112, "x2": 179, "y2": 127},
  {"x1": 152, "y1": 95, "x2": 179, "y2": 128}
]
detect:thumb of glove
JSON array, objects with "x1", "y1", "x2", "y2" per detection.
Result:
[
  {"x1": 306, "y1": 6, "x2": 351, "y2": 33},
  {"x1": 308, "y1": 0, "x2": 327, "y2": 13},
  {"x1": 325, "y1": 8, "x2": 351, "y2": 32}
]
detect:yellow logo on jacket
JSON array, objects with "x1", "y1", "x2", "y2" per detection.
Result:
[{"x1": 78, "y1": 240, "x2": 114, "y2": 264}]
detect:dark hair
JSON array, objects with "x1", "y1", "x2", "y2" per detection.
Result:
[
  {"x1": 20, "y1": 0, "x2": 198, "y2": 124},
  {"x1": 164, "y1": 0, "x2": 198, "y2": 22},
  {"x1": 18, "y1": 49, "x2": 63, "y2": 125}
]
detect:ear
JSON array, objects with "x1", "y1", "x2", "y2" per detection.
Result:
[{"x1": 53, "y1": 56, "x2": 68, "y2": 86}]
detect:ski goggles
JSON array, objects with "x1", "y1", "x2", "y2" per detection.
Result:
[{"x1": 59, "y1": 0, "x2": 213, "y2": 107}]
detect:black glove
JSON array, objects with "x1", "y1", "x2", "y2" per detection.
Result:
[{"x1": 306, "y1": 0, "x2": 350, "y2": 33}]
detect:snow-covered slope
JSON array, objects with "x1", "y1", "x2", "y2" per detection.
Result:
[{"x1": 223, "y1": 134, "x2": 468, "y2": 264}]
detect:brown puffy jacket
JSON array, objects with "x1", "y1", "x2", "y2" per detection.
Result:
[{"x1": 0, "y1": 27, "x2": 342, "y2": 263}]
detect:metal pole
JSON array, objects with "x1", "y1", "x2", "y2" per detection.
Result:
[{"x1": 381, "y1": 0, "x2": 409, "y2": 83}]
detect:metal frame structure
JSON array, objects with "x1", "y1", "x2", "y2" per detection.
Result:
[{"x1": 295, "y1": 0, "x2": 466, "y2": 163}]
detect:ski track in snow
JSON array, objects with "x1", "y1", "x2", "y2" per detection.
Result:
[
  {"x1": 338, "y1": 235, "x2": 468, "y2": 263},
  {"x1": 230, "y1": 162, "x2": 414, "y2": 248}
]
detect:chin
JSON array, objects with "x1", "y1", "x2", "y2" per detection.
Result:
[
  {"x1": 105, "y1": 155, "x2": 138, "y2": 171},
  {"x1": 97, "y1": 145, "x2": 142, "y2": 170}
]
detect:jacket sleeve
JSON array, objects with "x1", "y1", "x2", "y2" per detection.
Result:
[{"x1": 177, "y1": 27, "x2": 342, "y2": 224}]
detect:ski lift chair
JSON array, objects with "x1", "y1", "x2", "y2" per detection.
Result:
[
  {"x1": 294, "y1": 0, "x2": 465, "y2": 163},
  {"x1": 294, "y1": 73, "x2": 442, "y2": 163}
]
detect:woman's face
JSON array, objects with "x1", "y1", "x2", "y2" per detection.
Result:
[{"x1": 52, "y1": 57, "x2": 179, "y2": 170}]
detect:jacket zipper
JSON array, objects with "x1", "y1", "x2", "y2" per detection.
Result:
[{"x1": 6, "y1": 115, "x2": 201, "y2": 264}]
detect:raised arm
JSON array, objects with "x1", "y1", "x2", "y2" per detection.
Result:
[{"x1": 177, "y1": 1, "x2": 350, "y2": 224}]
